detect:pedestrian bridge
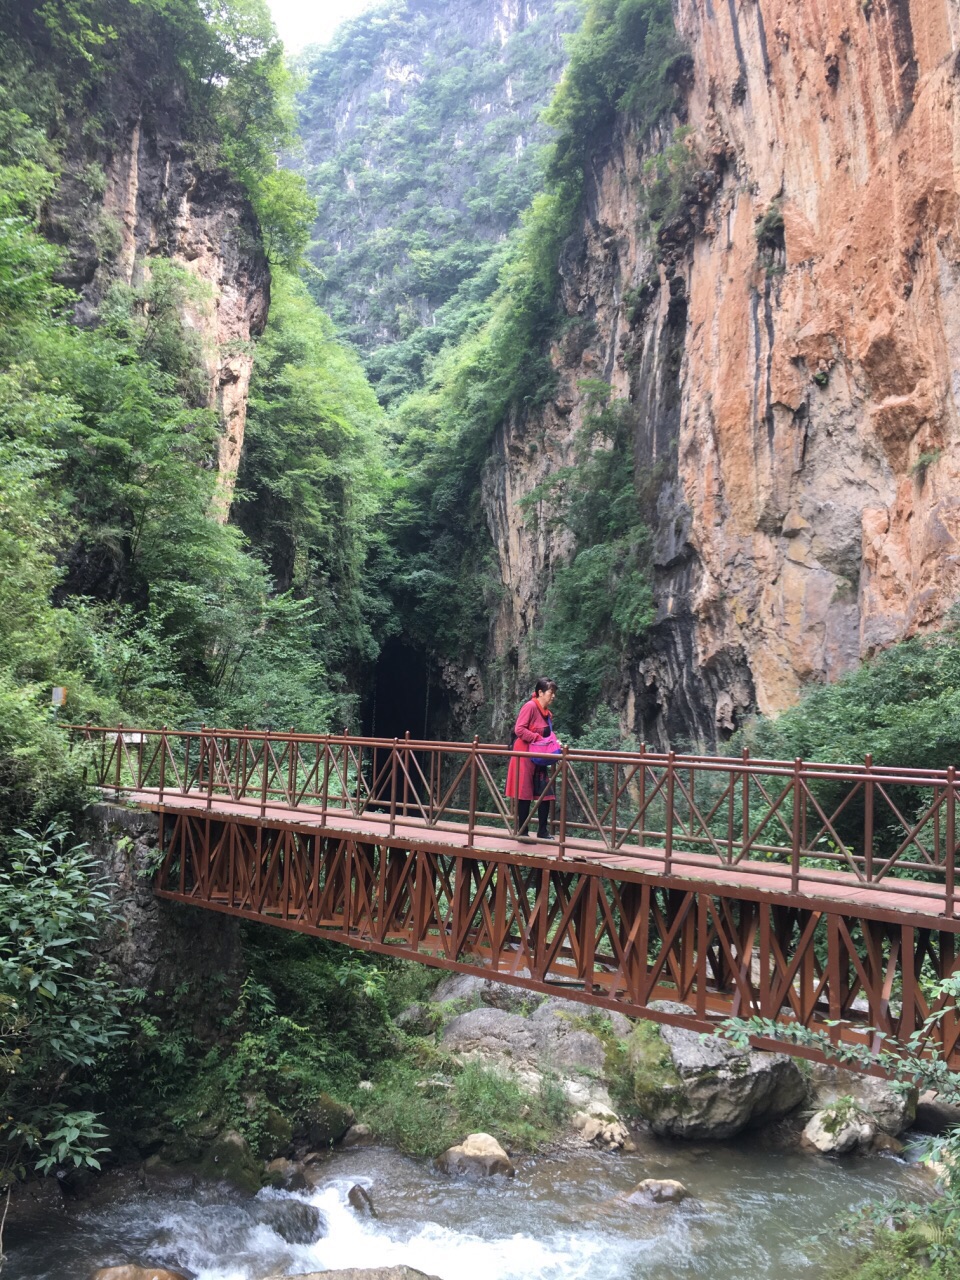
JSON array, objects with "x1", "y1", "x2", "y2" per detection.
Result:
[{"x1": 74, "y1": 725, "x2": 960, "y2": 1065}]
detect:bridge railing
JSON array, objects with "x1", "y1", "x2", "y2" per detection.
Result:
[{"x1": 71, "y1": 725, "x2": 960, "y2": 914}]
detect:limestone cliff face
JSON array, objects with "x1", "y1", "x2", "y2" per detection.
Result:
[
  {"x1": 47, "y1": 95, "x2": 269, "y2": 511},
  {"x1": 486, "y1": 0, "x2": 960, "y2": 745}
]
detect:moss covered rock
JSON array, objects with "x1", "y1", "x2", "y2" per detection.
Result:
[
  {"x1": 630, "y1": 1002, "x2": 805, "y2": 1139},
  {"x1": 198, "y1": 1129, "x2": 262, "y2": 1193},
  {"x1": 257, "y1": 1105, "x2": 294, "y2": 1160},
  {"x1": 301, "y1": 1093, "x2": 355, "y2": 1148}
]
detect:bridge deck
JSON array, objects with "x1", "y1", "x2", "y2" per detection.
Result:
[{"x1": 128, "y1": 787, "x2": 957, "y2": 929}]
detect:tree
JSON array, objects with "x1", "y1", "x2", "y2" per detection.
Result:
[{"x1": 0, "y1": 826, "x2": 126, "y2": 1190}]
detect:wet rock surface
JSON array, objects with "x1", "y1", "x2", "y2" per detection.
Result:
[
  {"x1": 197, "y1": 1130, "x2": 262, "y2": 1194},
  {"x1": 252, "y1": 1197, "x2": 325, "y2": 1244},
  {"x1": 91, "y1": 1270, "x2": 190, "y2": 1280},
  {"x1": 636, "y1": 1002, "x2": 806, "y2": 1140},
  {"x1": 282, "y1": 1271, "x2": 442, "y2": 1280},
  {"x1": 625, "y1": 1178, "x2": 689, "y2": 1205},
  {"x1": 803, "y1": 1106, "x2": 877, "y2": 1156},
  {"x1": 436, "y1": 1132, "x2": 516, "y2": 1178},
  {"x1": 807, "y1": 1064, "x2": 917, "y2": 1136}
]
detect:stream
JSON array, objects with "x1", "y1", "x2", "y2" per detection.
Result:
[{"x1": 6, "y1": 1134, "x2": 935, "y2": 1280}]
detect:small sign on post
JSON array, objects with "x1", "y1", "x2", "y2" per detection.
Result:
[{"x1": 51, "y1": 686, "x2": 67, "y2": 707}]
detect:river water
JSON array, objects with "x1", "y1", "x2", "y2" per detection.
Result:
[{"x1": 6, "y1": 1136, "x2": 934, "y2": 1280}]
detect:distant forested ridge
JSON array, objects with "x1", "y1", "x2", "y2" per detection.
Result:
[{"x1": 296, "y1": 0, "x2": 582, "y2": 404}]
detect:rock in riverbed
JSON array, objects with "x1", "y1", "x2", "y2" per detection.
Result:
[
  {"x1": 807, "y1": 1063, "x2": 916, "y2": 1136},
  {"x1": 633, "y1": 1002, "x2": 806, "y2": 1140},
  {"x1": 436, "y1": 1132, "x2": 516, "y2": 1177},
  {"x1": 280, "y1": 1270, "x2": 442, "y2": 1280},
  {"x1": 802, "y1": 1104, "x2": 877, "y2": 1155},
  {"x1": 625, "y1": 1178, "x2": 689, "y2": 1205},
  {"x1": 91, "y1": 1269, "x2": 190, "y2": 1280}
]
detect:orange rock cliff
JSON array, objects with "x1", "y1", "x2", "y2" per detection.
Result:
[{"x1": 484, "y1": 0, "x2": 960, "y2": 745}]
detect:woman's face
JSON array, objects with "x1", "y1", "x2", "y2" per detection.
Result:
[{"x1": 537, "y1": 687, "x2": 556, "y2": 709}]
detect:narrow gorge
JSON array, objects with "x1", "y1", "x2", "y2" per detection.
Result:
[{"x1": 6, "y1": 3, "x2": 960, "y2": 1279}]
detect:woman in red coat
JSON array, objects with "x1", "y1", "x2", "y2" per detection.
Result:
[{"x1": 505, "y1": 678, "x2": 559, "y2": 841}]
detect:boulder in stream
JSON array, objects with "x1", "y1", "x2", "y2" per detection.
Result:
[
  {"x1": 347, "y1": 1184, "x2": 377, "y2": 1216},
  {"x1": 197, "y1": 1130, "x2": 261, "y2": 1194},
  {"x1": 341, "y1": 1123, "x2": 374, "y2": 1148},
  {"x1": 807, "y1": 1063, "x2": 916, "y2": 1136},
  {"x1": 436, "y1": 1132, "x2": 516, "y2": 1177},
  {"x1": 279, "y1": 1270, "x2": 442, "y2": 1280},
  {"x1": 252, "y1": 1197, "x2": 324, "y2": 1244},
  {"x1": 300, "y1": 1093, "x2": 355, "y2": 1148},
  {"x1": 91, "y1": 1269, "x2": 190, "y2": 1280},
  {"x1": 630, "y1": 1003, "x2": 806, "y2": 1140},
  {"x1": 802, "y1": 1103, "x2": 877, "y2": 1155},
  {"x1": 625, "y1": 1178, "x2": 689, "y2": 1206},
  {"x1": 263, "y1": 1157, "x2": 306, "y2": 1190}
]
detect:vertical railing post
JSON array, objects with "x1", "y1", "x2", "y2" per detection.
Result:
[
  {"x1": 287, "y1": 727, "x2": 297, "y2": 809},
  {"x1": 726, "y1": 755, "x2": 735, "y2": 863},
  {"x1": 403, "y1": 730, "x2": 411, "y2": 819},
  {"x1": 183, "y1": 731, "x2": 191, "y2": 798},
  {"x1": 791, "y1": 758, "x2": 802, "y2": 892},
  {"x1": 238, "y1": 728, "x2": 247, "y2": 800},
  {"x1": 741, "y1": 747, "x2": 750, "y2": 858},
  {"x1": 389, "y1": 739, "x2": 399, "y2": 836},
  {"x1": 611, "y1": 758, "x2": 619, "y2": 848},
  {"x1": 863, "y1": 753, "x2": 874, "y2": 883},
  {"x1": 665, "y1": 750, "x2": 675, "y2": 874},
  {"x1": 158, "y1": 726, "x2": 167, "y2": 803},
  {"x1": 320, "y1": 734, "x2": 330, "y2": 821},
  {"x1": 947, "y1": 765, "x2": 956, "y2": 919},
  {"x1": 260, "y1": 729, "x2": 270, "y2": 818},
  {"x1": 114, "y1": 723, "x2": 123, "y2": 799},
  {"x1": 638, "y1": 743, "x2": 646, "y2": 847},
  {"x1": 467, "y1": 737, "x2": 479, "y2": 846},
  {"x1": 205, "y1": 727, "x2": 215, "y2": 809},
  {"x1": 558, "y1": 745, "x2": 569, "y2": 861}
]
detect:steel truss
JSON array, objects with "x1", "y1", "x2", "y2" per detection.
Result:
[{"x1": 156, "y1": 811, "x2": 960, "y2": 1065}]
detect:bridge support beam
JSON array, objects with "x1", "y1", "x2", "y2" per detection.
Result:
[{"x1": 154, "y1": 811, "x2": 960, "y2": 1065}]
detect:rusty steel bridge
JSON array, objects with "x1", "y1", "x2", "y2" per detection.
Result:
[{"x1": 74, "y1": 725, "x2": 960, "y2": 1065}]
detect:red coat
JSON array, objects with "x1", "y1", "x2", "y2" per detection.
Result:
[{"x1": 505, "y1": 698, "x2": 556, "y2": 800}]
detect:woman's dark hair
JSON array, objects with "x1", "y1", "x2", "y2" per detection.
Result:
[{"x1": 534, "y1": 678, "x2": 558, "y2": 695}]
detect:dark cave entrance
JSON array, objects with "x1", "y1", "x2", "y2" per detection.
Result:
[{"x1": 363, "y1": 638, "x2": 449, "y2": 740}]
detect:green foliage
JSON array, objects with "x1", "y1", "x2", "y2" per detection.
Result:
[
  {"x1": 2, "y1": 0, "x2": 314, "y2": 266},
  {"x1": 366, "y1": 0, "x2": 681, "y2": 716},
  {"x1": 545, "y1": 0, "x2": 684, "y2": 190},
  {"x1": 98, "y1": 928, "x2": 441, "y2": 1159},
  {"x1": 237, "y1": 269, "x2": 389, "y2": 691},
  {"x1": 739, "y1": 621, "x2": 960, "y2": 770},
  {"x1": 525, "y1": 395, "x2": 655, "y2": 732},
  {"x1": 0, "y1": 825, "x2": 126, "y2": 1184},
  {"x1": 837, "y1": 1222, "x2": 960, "y2": 1280},
  {"x1": 722, "y1": 979, "x2": 960, "y2": 1280},
  {"x1": 356, "y1": 1055, "x2": 569, "y2": 1157},
  {"x1": 298, "y1": 0, "x2": 580, "y2": 392}
]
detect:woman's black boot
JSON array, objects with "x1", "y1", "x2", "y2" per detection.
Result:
[{"x1": 536, "y1": 800, "x2": 551, "y2": 841}]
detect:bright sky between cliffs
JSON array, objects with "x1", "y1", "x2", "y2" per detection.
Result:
[{"x1": 266, "y1": 0, "x2": 380, "y2": 51}]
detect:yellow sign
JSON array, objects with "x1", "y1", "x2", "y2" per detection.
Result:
[{"x1": 51, "y1": 686, "x2": 67, "y2": 707}]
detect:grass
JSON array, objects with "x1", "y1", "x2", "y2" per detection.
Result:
[
  {"x1": 348, "y1": 1054, "x2": 570, "y2": 1157},
  {"x1": 624, "y1": 1021, "x2": 684, "y2": 1118}
]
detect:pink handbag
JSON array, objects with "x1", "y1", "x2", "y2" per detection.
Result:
[{"x1": 530, "y1": 731, "x2": 561, "y2": 764}]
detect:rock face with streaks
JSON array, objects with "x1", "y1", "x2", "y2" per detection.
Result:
[
  {"x1": 45, "y1": 64, "x2": 269, "y2": 513},
  {"x1": 484, "y1": 0, "x2": 960, "y2": 745}
]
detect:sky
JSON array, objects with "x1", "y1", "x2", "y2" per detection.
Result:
[{"x1": 266, "y1": 0, "x2": 382, "y2": 51}]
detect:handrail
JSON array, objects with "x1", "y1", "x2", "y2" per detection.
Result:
[{"x1": 68, "y1": 723, "x2": 960, "y2": 915}]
